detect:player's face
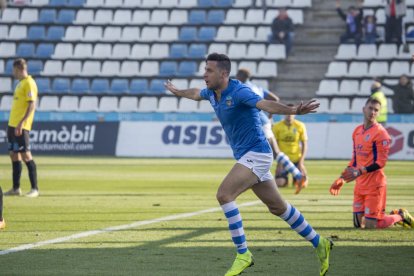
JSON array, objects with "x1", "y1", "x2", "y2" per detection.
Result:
[
  {"x1": 284, "y1": 114, "x2": 295, "y2": 124},
  {"x1": 363, "y1": 102, "x2": 380, "y2": 123},
  {"x1": 204, "y1": 61, "x2": 225, "y2": 90},
  {"x1": 12, "y1": 66, "x2": 22, "y2": 79}
]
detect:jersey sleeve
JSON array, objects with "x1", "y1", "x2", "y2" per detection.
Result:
[
  {"x1": 299, "y1": 122, "x2": 308, "y2": 141},
  {"x1": 236, "y1": 87, "x2": 262, "y2": 108},
  {"x1": 25, "y1": 79, "x2": 38, "y2": 102},
  {"x1": 199, "y1": 88, "x2": 210, "y2": 100},
  {"x1": 374, "y1": 129, "x2": 391, "y2": 168}
]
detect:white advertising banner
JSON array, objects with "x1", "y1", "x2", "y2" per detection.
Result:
[{"x1": 116, "y1": 122, "x2": 414, "y2": 160}]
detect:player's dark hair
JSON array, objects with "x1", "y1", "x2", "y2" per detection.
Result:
[
  {"x1": 13, "y1": 58, "x2": 27, "y2": 70},
  {"x1": 365, "y1": 97, "x2": 381, "y2": 106},
  {"x1": 206, "y1": 53, "x2": 231, "y2": 75},
  {"x1": 236, "y1": 68, "x2": 250, "y2": 83}
]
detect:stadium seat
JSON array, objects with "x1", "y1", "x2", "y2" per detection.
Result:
[
  {"x1": 17, "y1": 43, "x2": 35, "y2": 57},
  {"x1": 0, "y1": 95, "x2": 13, "y2": 110},
  {"x1": 120, "y1": 61, "x2": 140, "y2": 76},
  {"x1": 0, "y1": 26, "x2": 7, "y2": 40},
  {"x1": 28, "y1": 60, "x2": 43, "y2": 75},
  {"x1": 58, "y1": 9, "x2": 75, "y2": 24},
  {"x1": 339, "y1": 80, "x2": 359, "y2": 95},
  {"x1": 150, "y1": 79, "x2": 167, "y2": 94},
  {"x1": 140, "y1": 62, "x2": 159, "y2": 76},
  {"x1": 141, "y1": 0, "x2": 160, "y2": 7},
  {"x1": 238, "y1": 61, "x2": 257, "y2": 75},
  {"x1": 217, "y1": 0, "x2": 233, "y2": 6},
  {"x1": 316, "y1": 80, "x2": 339, "y2": 95},
  {"x1": 63, "y1": 60, "x2": 82, "y2": 76},
  {"x1": 0, "y1": 42, "x2": 15, "y2": 57},
  {"x1": 348, "y1": 62, "x2": 368, "y2": 77},
  {"x1": 36, "y1": 43, "x2": 54, "y2": 58},
  {"x1": 0, "y1": 77, "x2": 12, "y2": 93},
  {"x1": 91, "y1": 79, "x2": 110, "y2": 94},
  {"x1": 112, "y1": 44, "x2": 131, "y2": 59},
  {"x1": 1, "y1": 8, "x2": 19, "y2": 22},
  {"x1": 160, "y1": 27, "x2": 178, "y2": 41},
  {"x1": 199, "y1": 27, "x2": 216, "y2": 41},
  {"x1": 150, "y1": 44, "x2": 169, "y2": 58},
  {"x1": 377, "y1": 44, "x2": 398, "y2": 59},
  {"x1": 82, "y1": 61, "x2": 101, "y2": 76},
  {"x1": 119, "y1": 96, "x2": 138, "y2": 112},
  {"x1": 103, "y1": 27, "x2": 122, "y2": 42},
  {"x1": 329, "y1": 98, "x2": 350, "y2": 113},
  {"x1": 68, "y1": 0, "x2": 85, "y2": 6},
  {"x1": 79, "y1": 96, "x2": 98, "y2": 111},
  {"x1": 160, "y1": 61, "x2": 178, "y2": 76},
  {"x1": 256, "y1": 26, "x2": 270, "y2": 41},
  {"x1": 74, "y1": 43, "x2": 93, "y2": 58},
  {"x1": 158, "y1": 97, "x2": 178, "y2": 112},
  {"x1": 114, "y1": 10, "x2": 132, "y2": 24},
  {"x1": 178, "y1": 0, "x2": 197, "y2": 6},
  {"x1": 138, "y1": 96, "x2": 158, "y2": 112},
  {"x1": 95, "y1": 10, "x2": 113, "y2": 24},
  {"x1": 47, "y1": 26, "x2": 65, "y2": 41},
  {"x1": 28, "y1": 26, "x2": 46, "y2": 40},
  {"x1": 228, "y1": 44, "x2": 247, "y2": 58},
  {"x1": 59, "y1": 96, "x2": 79, "y2": 111},
  {"x1": 357, "y1": 44, "x2": 377, "y2": 59},
  {"x1": 169, "y1": 10, "x2": 187, "y2": 24},
  {"x1": 189, "y1": 10, "x2": 206, "y2": 24},
  {"x1": 9, "y1": 26, "x2": 27, "y2": 39},
  {"x1": 160, "y1": 0, "x2": 179, "y2": 7},
  {"x1": 216, "y1": 26, "x2": 236, "y2": 41},
  {"x1": 245, "y1": 9, "x2": 264, "y2": 23},
  {"x1": 335, "y1": 44, "x2": 357, "y2": 59},
  {"x1": 316, "y1": 98, "x2": 329, "y2": 113},
  {"x1": 132, "y1": 10, "x2": 150, "y2": 24},
  {"x1": 351, "y1": 98, "x2": 367, "y2": 113},
  {"x1": 38, "y1": 96, "x2": 59, "y2": 111},
  {"x1": 198, "y1": 0, "x2": 214, "y2": 6},
  {"x1": 86, "y1": 0, "x2": 104, "y2": 7},
  {"x1": 50, "y1": 0, "x2": 66, "y2": 5},
  {"x1": 101, "y1": 61, "x2": 120, "y2": 76},
  {"x1": 93, "y1": 44, "x2": 112, "y2": 59},
  {"x1": 52, "y1": 78, "x2": 70, "y2": 93},
  {"x1": 170, "y1": 79, "x2": 188, "y2": 90},
  {"x1": 247, "y1": 44, "x2": 266, "y2": 59},
  {"x1": 99, "y1": 96, "x2": 119, "y2": 112},
  {"x1": 53, "y1": 43, "x2": 73, "y2": 58},
  {"x1": 141, "y1": 27, "x2": 160, "y2": 41},
  {"x1": 368, "y1": 61, "x2": 389, "y2": 77},
  {"x1": 177, "y1": 62, "x2": 197, "y2": 76},
  {"x1": 121, "y1": 26, "x2": 140, "y2": 41},
  {"x1": 198, "y1": 100, "x2": 213, "y2": 112},
  {"x1": 36, "y1": 78, "x2": 51, "y2": 93},
  {"x1": 209, "y1": 43, "x2": 227, "y2": 54},
  {"x1": 71, "y1": 78, "x2": 90, "y2": 93},
  {"x1": 75, "y1": 9, "x2": 94, "y2": 23},
  {"x1": 151, "y1": 10, "x2": 169, "y2": 24},
  {"x1": 111, "y1": 79, "x2": 129, "y2": 94},
  {"x1": 5, "y1": 60, "x2": 14, "y2": 74},
  {"x1": 130, "y1": 79, "x2": 148, "y2": 94},
  {"x1": 293, "y1": 0, "x2": 312, "y2": 7},
  {"x1": 179, "y1": 27, "x2": 197, "y2": 41},
  {"x1": 390, "y1": 61, "x2": 410, "y2": 76},
  {"x1": 39, "y1": 9, "x2": 56, "y2": 23},
  {"x1": 326, "y1": 62, "x2": 348, "y2": 77},
  {"x1": 288, "y1": 9, "x2": 304, "y2": 24},
  {"x1": 65, "y1": 26, "x2": 83, "y2": 41},
  {"x1": 189, "y1": 79, "x2": 206, "y2": 88},
  {"x1": 84, "y1": 26, "x2": 103, "y2": 41},
  {"x1": 188, "y1": 44, "x2": 207, "y2": 58},
  {"x1": 226, "y1": 9, "x2": 245, "y2": 24},
  {"x1": 236, "y1": 26, "x2": 256, "y2": 41},
  {"x1": 43, "y1": 60, "x2": 62, "y2": 75},
  {"x1": 170, "y1": 44, "x2": 188, "y2": 58},
  {"x1": 178, "y1": 97, "x2": 198, "y2": 112},
  {"x1": 105, "y1": 0, "x2": 123, "y2": 6},
  {"x1": 207, "y1": 10, "x2": 225, "y2": 24},
  {"x1": 359, "y1": 79, "x2": 373, "y2": 96},
  {"x1": 266, "y1": 44, "x2": 286, "y2": 59},
  {"x1": 31, "y1": 0, "x2": 49, "y2": 5}
]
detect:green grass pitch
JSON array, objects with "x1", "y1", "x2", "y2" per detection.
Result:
[{"x1": 0, "y1": 157, "x2": 413, "y2": 275}]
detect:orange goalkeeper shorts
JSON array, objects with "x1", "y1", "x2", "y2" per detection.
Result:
[{"x1": 353, "y1": 186, "x2": 386, "y2": 220}]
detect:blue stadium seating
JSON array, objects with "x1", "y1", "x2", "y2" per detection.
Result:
[
  {"x1": 39, "y1": 9, "x2": 57, "y2": 23},
  {"x1": 179, "y1": 27, "x2": 197, "y2": 41},
  {"x1": 28, "y1": 26, "x2": 46, "y2": 40},
  {"x1": 36, "y1": 78, "x2": 51, "y2": 93},
  {"x1": 217, "y1": 0, "x2": 233, "y2": 6},
  {"x1": 28, "y1": 60, "x2": 43, "y2": 75},
  {"x1": 160, "y1": 61, "x2": 178, "y2": 76},
  {"x1": 68, "y1": 0, "x2": 85, "y2": 6},
  {"x1": 150, "y1": 79, "x2": 166, "y2": 94},
  {"x1": 50, "y1": 0, "x2": 67, "y2": 6},
  {"x1": 53, "y1": 78, "x2": 70, "y2": 93},
  {"x1": 72, "y1": 78, "x2": 90, "y2": 93},
  {"x1": 5, "y1": 60, "x2": 13, "y2": 74},
  {"x1": 91, "y1": 79, "x2": 109, "y2": 94},
  {"x1": 111, "y1": 79, "x2": 129, "y2": 94},
  {"x1": 47, "y1": 26, "x2": 65, "y2": 40},
  {"x1": 58, "y1": 10, "x2": 75, "y2": 24},
  {"x1": 188, "y1": 44, "x2": 207, "y2": 58},
  {"x1": 198, "y1": 27, "x2": 216, "y2": 41},
  {"x1": 130, "y1": 79, "x2": 148, "y2": 94},
  {"x1": 198, "y1": 0, "x2": 215, "y2": 7},
  {"x1": 207, "y1": 10, "x2": 225, "y2": 24},
  {"x1": 170, "y1": 44, "x2": 187, "y2": 58},
  {"x1": 17, "y1": 43, "x2": 35, "y2": 57},
  {"x1": 189, "y1": 10, "x2": 206, "y2": 25},
  {"x1": 177, "y1": 61, "x2": 197, "y2": 76},
  {"x1": 36, "y1": 43, "x2": 54, "y2": 58}
]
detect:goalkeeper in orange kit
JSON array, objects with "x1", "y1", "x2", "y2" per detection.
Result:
[{"x1": 329, "y1": 98, "x2": 413, "y2": 229}]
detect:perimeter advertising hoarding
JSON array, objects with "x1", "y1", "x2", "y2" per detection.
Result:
[{"x1": 0, "y1": 122, "x2": 119, "y2": 155}]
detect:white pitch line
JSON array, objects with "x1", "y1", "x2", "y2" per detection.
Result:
[{"x1": 0, "y1": 200, "x2": 261, "y2": 256}]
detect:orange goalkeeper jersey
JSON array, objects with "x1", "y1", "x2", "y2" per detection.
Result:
[{"x1": 349, "y1": 123, "x2": 391, "y2": 193}]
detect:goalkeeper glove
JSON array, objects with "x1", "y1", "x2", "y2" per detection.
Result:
[
  {"x1": 342, "y1": 166, "x2": 367, "y2": 182},
  {"x1": 329, "y1": 177, "x2": 345, "y2": 196}
]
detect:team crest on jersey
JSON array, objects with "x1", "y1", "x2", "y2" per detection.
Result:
[
  {"x1": 382, "y1": 140, "x2": 388, "y2": 146},
  {"x1": 293, "y1": 128, "x2": 297, "y2": 134},
  {"x1": 225, "y1": 96, "x2": 233, "y2": 107},
  {"x1": 364, "y1": 134, "x2": 370, "y2": 141}
]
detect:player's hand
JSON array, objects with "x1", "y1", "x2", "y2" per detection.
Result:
[
  {"x1": 329, "y1": 177, "x2": 345, "y2": 196},
  {"x1": 295, "y1": 99, "x2": 320, "y2": 115},
  {"x1": 164, "y1": 80, "x2": 180, "y2": 96},
  {"x1": 15, "y1": 123, "x2": 23, "y2": 137},
  {"x1": 342, "y1": 166, "x2": 367, "y2": 182}
]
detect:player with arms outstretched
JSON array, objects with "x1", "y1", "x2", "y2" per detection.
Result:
[{"x1": 330, "y1": 98, "x2": 413, "y2": 229}]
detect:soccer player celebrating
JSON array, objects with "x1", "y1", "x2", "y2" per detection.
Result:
[
  {"x1": 329, "y1": 98, "x2": 413, "y2": 229},
  {"x1": 0, "y1": 186, "x2": 5, "y2": 230},
  {"x1": 272, "y1": 105, "x2": 309, "y2": 194},
  {"x1": 165, "y1": 53, "x2": 332, "y2": 276},
  {"x1": 4, "y1": 58, "x2": 39, "y2": 198}
]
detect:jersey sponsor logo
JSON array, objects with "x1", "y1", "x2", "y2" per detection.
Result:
[{"x1": 364, "y1": 134, "x2": 370, "y2": 141}]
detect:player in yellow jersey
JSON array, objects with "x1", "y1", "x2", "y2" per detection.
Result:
[
  {"x1": 4, "y1": 58, "x2": 39, "y2": 198},
  {"x1": 272, "y1": 104, "x2": 308, "y2": 194}
]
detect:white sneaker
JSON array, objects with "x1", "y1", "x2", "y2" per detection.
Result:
[
  {"x1": 4, "y1": 188, "x2": 22, "y2": 196},
  {"x1": 25, "y1": 189, "x2": 39, "y2": 198}
]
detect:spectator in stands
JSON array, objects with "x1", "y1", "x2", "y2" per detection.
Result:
[
  {"x1": 3, "y1": 59, "x2": 39, "y2": 198},
  {"x1": 270, "y1": 9, "x2": 294, "y2": 55},
  {"x1": 377, "y1": 75, "x2": 414, "y2": 114},
  {"x1": 363, "y1": 15, "x2": 378, "y2": 44},
  {"x1": 336, "y1": 0, "x2": 364, "y2": 45},
  {"x1": 369, "y1": 81, "x2": 388, "y2": 125},
  {"x1": 385, "y1": 0, "x2": 406, "y2": 44}
]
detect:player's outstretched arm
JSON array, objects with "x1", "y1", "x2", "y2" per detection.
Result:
[
  {"x1": 164, "y1": 80, "x2": 202, "y2": 101},
  {"x1": 256, "y1": 99, "x2": 319, "y2": 115}
]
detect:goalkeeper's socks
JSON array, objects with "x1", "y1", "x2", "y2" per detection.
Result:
[
  {"x1": 0, "y1": 186, "x2": 3, "y2": 220},
  {"x1": 377, "y1": 215, "x2": 402, "y2": 228},
  {"x1": 12, "y1": 161, "x2": 22, "y2": 190},
  {"x1": 280, "y1": 203, "x2": 320, "y2": 248},
  {"x1": 221, "y1": 201, "x2": 248, "y2": 254},
  {"x1": 276, "y1": 152, "x2": 302, "y2": 181},
  {"x1": 25, "y1": 160, "x2": 38, "y2": 190}
]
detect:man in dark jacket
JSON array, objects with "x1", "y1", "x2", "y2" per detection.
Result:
[
  {"x1": 270, "y1": 9, "x2": 294, "y2": 55},
  {"x1": 379, "y1": 75, "x2": 414, "y2": 114},
  {"x1": 336, "y1": 0, "x2": 364, "y2": 45}
]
